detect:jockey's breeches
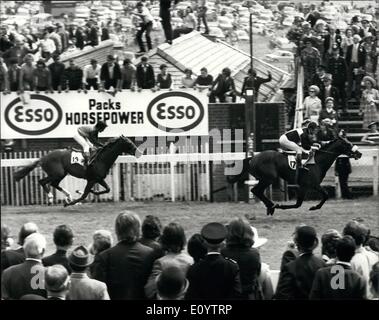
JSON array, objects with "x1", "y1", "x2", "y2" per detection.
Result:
[
  {"x1": 73, "y1": 133, "x2": 93, "y2": 153},
  {"x1": 279, "y1": 135, "x2": 303, "y2": 154}
]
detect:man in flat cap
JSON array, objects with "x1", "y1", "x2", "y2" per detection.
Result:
[
  {"x1": 185, "y1": 222, "x2": 242, "y2": 300},
  {"x1": 319, "y1": 73, "x2": 340, "y2": 109}
]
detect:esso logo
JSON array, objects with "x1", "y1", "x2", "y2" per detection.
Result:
[
  {"x1": 5, "y1": 95, "x2": 62, "y2": 135},
  {"x1": 147, "y1": 92, "x2": 205, "y2": 132}
]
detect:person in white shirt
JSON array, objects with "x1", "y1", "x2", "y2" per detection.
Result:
[
  {"x1": 83, "y1": 59, "x2": 101, "y2": 90},
  {"x1": 134, "y1": 2, "x2": 154, "y2": 53},
  {"x1": 173, "y1": 6, "x2": 197, "y2": 39},
  {"x1": 39, "y1": 32, "x2": 56, "y2": 61},
  {"x1": 303, "y1": 85, "x2": 322, "y2": 123}
]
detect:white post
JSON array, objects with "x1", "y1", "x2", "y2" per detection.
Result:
[
  {"x1": 112, "y1": 164, "x2": 120, "y2": 202},
  {"x1": 170, "y1": 142, "x2": 176, "y2": 202},
  {"x1": 335, "y1": 175, "x2": 341, "y2": 199},
  {"x1": 373, "y1": 154, "x2": 378, "y2": 196},
  {"x1": 205, "y1": 142, "x2": 211, "y2": 202}
]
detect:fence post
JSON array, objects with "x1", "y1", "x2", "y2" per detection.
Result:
[
  {"x1": 205, "y1": 142, "x2": 211, "y2": 202},
  {"x1": 170, "y1": 143, "x2": 176, "y2": 202},
  {"x1": 373, "y1": 153, "x2": 378, "y2": 196},
  {"x1": 112, "y1": 163, "x2": 120, "y2": 202},
  {"x1": 335, "y1": 175, "x2": 341, "y2": 199}
]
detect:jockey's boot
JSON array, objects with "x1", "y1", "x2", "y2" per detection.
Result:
[{"x1": 83, "y1": 152, "x2": 90, "y2": 170}]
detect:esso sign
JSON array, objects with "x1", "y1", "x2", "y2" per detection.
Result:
[
  {"x1": 147, "y1": 92, "x2": 205, "y2": 133},
  {"x1": 4, "y1": 95, "x2": 62, "y2": 135}
]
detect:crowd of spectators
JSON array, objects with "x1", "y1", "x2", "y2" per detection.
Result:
[{"x1": 1, "y1": 212, "x2": 378, "y2": 300}]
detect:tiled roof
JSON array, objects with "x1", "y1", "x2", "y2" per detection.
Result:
[{"x1": 141, "y1": 31, "x2": 290, "y2": 101}]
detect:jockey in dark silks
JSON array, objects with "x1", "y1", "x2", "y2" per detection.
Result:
[
  {"x1": 73, "y1": 121, "x2": 108, "y2": 168},
  {"x1": 279, "y1": 120, "x2": 320, "y2": 171}
]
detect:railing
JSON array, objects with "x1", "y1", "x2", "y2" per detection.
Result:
[{"x1": 293, "y1": 65, "x2": 304, "y2": 129}]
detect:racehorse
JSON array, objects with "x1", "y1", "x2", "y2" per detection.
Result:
[
  {"x1": 227, "y1": 132, "x2": 362, "y2": 216},
  {"x1": 14, "y1": 135, "x2": 140, "y2": 207}
]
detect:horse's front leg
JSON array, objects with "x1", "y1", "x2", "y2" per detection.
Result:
[
  {"x1": 64, "y1": 180, "x2": 96, "y2": 207},
  {"x1": 309, "y1": 185, "x2": 329, "y2": 211},
  {"x1": 90, "y1": 180, "x2": 111, "y2": 196}
]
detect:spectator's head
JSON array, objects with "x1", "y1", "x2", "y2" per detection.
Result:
[
  {"x1": 90, "y1": 59, "x2": 97, "y2": 66},
  {"x1": 336, "y1": 235, "x2": 356, "y2": 262},
  {"x1": 1, "y1": 224, "x2": 11, "y2": 250},
  {"x1": 187, "y1": 233, "x2": 207, "y2": 263},
  {"x1": 351, "y1": 16, "x2": 360, "y2": 24},
  {"x1": 15, "y1": 38, "x2": 24, "y2": 47},
  {"x1": 368, "y1": 121, "x2": 378, "y2": 132},
  {"x1": 136, "y1": 2, "x2": 144, "y2": 13},
  {"x1": 89, "y1": 230, "x2": 113, "y2": 255},
  {"x1": 303, "y1": 37, "x2": 313, "y2": 48},
  {"x1": 322, "y1": 73, "x2": 332, "y2": 86},
  {"x1": 226, "y1": 217, "x2": 254, "y2": 248},
  {"x1": 294, "y1": 226, "x2": 318, "y2": 253},
  {"x1": 361, "y1": 19, "x2": 369, "y2": 28},
  {"x1": 47, "y1": 26, "x2": 55, "y2": 34},
  {"x1": 123, "y1": 58, "x2": 131, "y2": 65},
  {"x1": 45, "y1": 265, "x2": 70, "y2": 297},
  {"x1": 36, "y1": 59, "x2": 46, "y2": 69},
  {"x1": 248, "y1": 68, "x2": 257, "y2": 77},
  {"x1": 69, "y1": 59, "x2": 76, "y2": 69},
  {"x1": 43, "y1": 32, "x2": 49, "y2": 39},
  {"x1": 201, "y1": 222, "x2": 227, "y2": 251},
  {"x1": 362, "y1": 76, "x2": 376, "y2": 89},
  {"x1": 142, "y1": 215, "x2": 162, "y2": 241},
  {"x1": 321, "y1": 229, "x2": 342, "y2": 259},
  {"x1": 156, "y1": 264, "x2": 188, "y2": 300},
  {"x1": 316, "y1": 65, "x2": 326, "y2": 76},
  {"x1": 53, "y1": 225, "x2": 74, "y2": 250},
  {"x1": 68, "y1": 245, "x2": 93, "y2": 272},
  {"x1": 141, "y1": 56, "x2": 148, "y2": 65},
  {"x1": 325, "y1": 97, "x2": 335, "y2": 109},
  {"x1": 345, "y1": 28, "x2": 353, "y2": 37},
  {"x1": 308, "y1": 85, "x2": 319, "y2": 96},
  {"x1": 51, "y1": 53, "x2": 60, "y2": 62},
  {"x1": 160, "y1": 64, "x2": 168, "y2": 74},
  {"x1": 18, "y1": 222, "x2": 38, "y2": 246},
  {"x1": 302, "y1": 21, "x2": 311, "y2": 31},
  {"x1": 328, "y1": 24, "x2": 336, "y2": 34},
  {"x1": 107, "y1": 54, "x2": 115, "y2": 66},
  {"x1": 370, "y1": 262, "x2": 379, "y2": 298},
  {"x1": 160, "y1": 222, "x2": 186, "y2": 254},
  {"x1": 24, "y1": 53, "x2": 34, "y2": 65},
  {"x1": 185, "y1": 6, "x2": 193, "y2": 14},
  {"x1": 332, "y1": 46, "x2": 340, "y2": 58},
  {"x1": 184, "y1": 68, "x2": 192, "y2": 77},
  {"x1": 352, "y1": 34, "x2": 361, "y2": 44},
  {"x1": 23, "y1": 233, "x2": 46, "y2": 259},
  {"x1": 115, "y1": 211, "x2": 141, "y2": 243},
  {"x1": 200, "y1": 67, "x2": 208, "y2": 77},
  {"x1": 343, "y1": 220, "x2": 369, "y2": 247},
  {"x1": 222, "y1": 67, "x2": 231, "y2": 77}
]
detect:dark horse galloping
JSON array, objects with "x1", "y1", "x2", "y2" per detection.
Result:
[
  {"x1": 227, "y1": 133, "x2": 362, "y2": 216},
  {"x1": 14, "y1": 135, "x2": 139, "y2": 207}
]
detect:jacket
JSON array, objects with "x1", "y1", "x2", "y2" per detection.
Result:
[
  {"x1": 136, "y1": 63, "x2": 155, "y2": 89},
  {"x1": 68, "y1": 272, "x2": 110, "y2": 300},
  {"x1": 42, "y1": 249, "x2": 72, "y2": 274}
]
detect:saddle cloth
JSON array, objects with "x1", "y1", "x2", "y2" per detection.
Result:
[
  {"x1": 70, "y1": 151, "x2": 85, "y2": 165},
  {"x1": 281, "y1": 150, "x2": 315, "y2": 170}
]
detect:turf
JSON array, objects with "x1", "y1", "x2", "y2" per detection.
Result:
[{"x1": 2, "y1": 197, "x2": 378, "y2": 270}]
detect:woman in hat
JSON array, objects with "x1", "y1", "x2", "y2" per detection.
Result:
[
  {"x1": 360, "y1": 76, "x2": 379, "y2": 129},
  {"x1": 361, "y1": 121, "x2": 379, "y2": 145},
  {"x1": 319, "y1": 97, "x2": 338, "y2": 129},
  {"x1": 341, "y1": 28, "x2": 354, "y2": 56},
  {"x1": 300, "y1": 37, "x2": 321, "y2": 88},
  {"x1": 303, "y1": 85, "x2": 322, "y2": 123}
]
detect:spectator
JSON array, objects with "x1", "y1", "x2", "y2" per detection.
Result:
[
  {"x1": 63, "y1": 59, "x2": 83, "y2": 91},
  {"x1": 359, "y1": 19, "x2": 376, "y2": 39},
  {"x1": 361, "y1": 121, "x2": 379, "y2": 145},
  {"x1": 86, "y1": 20, "x2": 99, "y2": 47},
  {"x1": 91, "y1": 211, "x2": 155, "y2": 299},
  {"x1": 68, "y1": 245, "x2": 110, "y2": 300},
  {"x1": 241, "y1": 68, "x2": 272, "y2": 101},
  {"x1": 83, "y1": 59, "x2": 101, "y2": 90},
  {"x1": 0, "y1": 56, "x2": 9, "y2": 92},
  {"x1": 75, "y1": 26, "x2": 85, "y2": 50},
  {"x1": 310, "y1": 235, "x2": 367, "y2": 300},
  {"x1": 173, "y1": 6, "x2": 196, "y2": 39},
  {"x1": 323, "y1": 25, "x2": 343, "y2": 62},
  {"x1": 327, "y1": 46, "x2": 348, "y2": 113},
  {"x1": 1, "y1": 224, "x2": 15, "y2": 274},
  {"x1": 319, "y1": 74, "x2": 340, "y2": 109},
  {"x1": 360, "y1": 76, "x2": 379, "y2": 129},
  {"x1": 341, "y1": 28, "x2": 354, "y2": 56},
  {"x1": 363, "y1": 40, "x2": 378, "y2": 78},
  {"x1": 145, "y1": 222, "x2": 193, "y2": 299},
  {"x1": 19, "y1": 54, "x2": 35, "y2": 92},
  {"x1": 101, "y1": 26, "x2": 110, "y2": 42},
  {"x1": 100, "y1": 54, "x2": 122, "y2": 91},
  {"x1": 343, "y1": 220, "x2": 379, "y2": 299},
  {"x1": 7, "y1": 58, "x2": 21, "y2": 92},
  {"x1": 88, "y1": 230, "x2": 113, "y2": 277},
  {"x1": 33, "y1": 59, "x2": 52, "y2": 93},
  {"x1": 301, "y1": 37, "x2": 321, "y2": 89},
  {"x1": 319, "y1": 97, "x2": 338, "y2": 128},
  {"x1": 134, "y1": 2, "x2": 154, "y2": 53},
  {"x1": 48, "y1": 54, "x2": 65, "y2": 91},
  {"x1": 120, "y1": 58, "x2": 137, "y2": 90},
  {"x1": 160, "y1": 0, "x2": 179, "y2": 45},
  {"x1": 42, "y1": 225, "x2": 74, "y2": 273},
  {"x1": 3, "y1": 38, "x2": 37, "y2": 66},
  {"x1": 136, "y1": 56, "x2": 155, "y2": 90},
  {"x1": 181, "y1": 68, "x2": 195, "y2": 88},
  {"x1": 196, "y1": 0, "x2": 209, "y2": 35},
  {"x1": 303, "y1": 85, "x2": 322, "y2": 123},
  {"x1": 194, "y1": 67, "x2": 213, "y2": 90},
  {"x1": 140, "y1": 215, "x2": 162, "y2": 251},
  {"x1": 56, "y1": 23, "x2": 69, "y2": 52},
  {"x1": 346, "y1": 34, "x2": 366, "y2": 99},
  {"x1": 280, "y1": 225, "x2": 304, "y2": 272},
  {"x1": 321, "y1": 229, "x2": 342, "y2": 264},
  {"x1": 1, "y1": 233, "x2": 47, "y2": 299},
  {"x1": 45, "y1": 264, "x2": 70, "y2": 300},
  {"x1": 370, "y1": 262, "x2": 379, "y2": 299},
  {"x1": 221, "y1": 217, "x2": 261, "y2": 300},
  {"x1": 0, "y1": 26, "x2": 13, "y2": 53},
  {"x1": 187, "y1": 233, "x2": 207, "y2": 263},
  {"x1": 156, "y1": 64, "x2": 173, "y2": 90},
  {"x1": 209, "y1": 67, "x2": 237, "y2": 103},
  {"x1": 275, "y1": 226, "x2": 325, "y2": 300},
  {"x1": 156, "y1": 265, "x2": 189, "y2": 300},
  {"x1": 47, "y1": 26, "x2": 62, "y2": 55},
  {"x1": 311, "y1": 65, "x2": 327, "y2": 89},
  {"x1": 39, "y1": 32, "x2": 56, "y2": 61},
  {"x1": 185, "y1": 222, "x2": 242, "y2": 300}
]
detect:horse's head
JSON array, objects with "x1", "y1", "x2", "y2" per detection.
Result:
[
  {"x1": 332, "y1": 130, "x2": 362, "y2": 160},
  {"x1": 119, "y1": 135, "x2": 142, "y2": 158}
]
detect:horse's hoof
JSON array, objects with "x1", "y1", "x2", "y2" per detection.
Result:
[
  {"x1": 309, "y1": 206, "x2": 319, "y2": 211},
  {"x1": 267, "y1": 205, "x2": 276, "y2": 216}
]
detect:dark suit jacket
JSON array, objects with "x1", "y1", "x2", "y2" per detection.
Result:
[
  {"x1": 310, "y1": 263, "x2": 366, "y2": 300},
  {"x1": 42, "y1": 249, "x2": 72, "y2": 274},
  {"x1": 275, "y1": 252, "x2": 325, "y2": 300},
  {"x1": 241, "y1": 74, "x2": 272, "y2": 99},
  {"x1": 100, "y1": 62, "x2": 122, "y2": 84},
  {"x1": 346, "y1": 44, "x2": 366, "y2": 68},
  {"x1": 323, "y1": 34, "x2": 342, "y2": 55},
  {"x1": 136, "y1": 63, "x2": 155, "y2": 89},
  {"x1": 320, "y1": 85, "x2": 340, "y2": 107},
  {"x1": 1, "y1": 249, "x2": 25, "y2": 274},
  {"x1": 185, "y1": 253, "x2": 242, "y2": 300},
  {"x1": 280, "y1": 248, "x2": 299, "y2": 272},
  {"x1": 327, "y1": 56, "x2": 348, "y2": 86},
  {"x1": 1, "y1": 260, "x2": 47, "y2": 300},
  {"x1": 91, "y1": 240, "x2": 155, "y2": 300}
]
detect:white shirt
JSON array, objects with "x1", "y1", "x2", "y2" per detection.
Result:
[
  {"x1": 40, "y1": 38, "x2": 56, "y2": 53},
  {"x1": 108, "y1": 64, "x2": 115, "y2": 79},
  {"x1": 83, "y1": 64, "x2": 101, "y2": 82},
  {"x1": 134, "y1": 7, "x2": 153, "y2": 24}
]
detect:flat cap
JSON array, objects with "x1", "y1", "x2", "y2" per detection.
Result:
[{"x1": 201, "y1": 222, "x2": 227, "y2": 244}]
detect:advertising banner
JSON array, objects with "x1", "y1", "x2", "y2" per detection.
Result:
[{"x1": 0, "y1": 90, "x2": 209, "y2": 139}]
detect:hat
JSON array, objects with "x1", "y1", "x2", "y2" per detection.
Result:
[
  {"x1": 309, "y1": 85, "x2": 320, "y2": 94},
  {"x1": 107, "y1": 54, "x2": 115, "y2": 60},
  {"x1": 352, "y1": 34, "x2": 361, "y2": 41},
  {"x1": 368, "y1": 121, "x2": 378, "y2": 128},
  {"x1": 250, "y1": 226, "x2": 268, "y2": 248},
  {"x1": 323, "y1": 73, "x2": 332, "y2": 81},
  {"x1": 69, "y1": 245, "x2": 93, "y2": 267},
  {"x1": 325, "y1": 97, "x2": 334, "y2": 104},
  {"x1": 295, "y1": 226, "x2": 318, "y2": 248},
  {"x1": 362, "y1": 76, "x2": 376, "y2": 87},
  {"x1": 201, "y1": 222, "x2": 227, "y2": 244}
]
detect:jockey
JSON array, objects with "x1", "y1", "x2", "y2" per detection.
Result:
[
  {"x1": 73, "y1": 121, "x2": 108, "y2": 168},
  {"x1": 279, "y1": 120, "x2": 320, "y2": 170}
]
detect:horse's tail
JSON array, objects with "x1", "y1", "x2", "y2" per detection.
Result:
[
  {"x1": 14, "y1": 160, "x2": 40, "y2": 182},
  {"x1": 226, "y1": 157, "x2": 251, "y2": 184}
]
